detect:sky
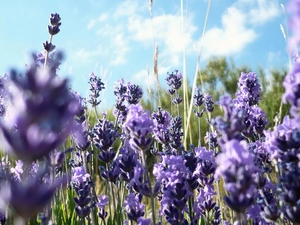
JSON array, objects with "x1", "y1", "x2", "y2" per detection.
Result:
[{"x1": 0, "y1": 0, "x2": 289, "y2": 109}]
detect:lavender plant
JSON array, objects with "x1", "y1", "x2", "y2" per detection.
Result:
[{"x1": 2, "y1": 1, "x2": 300, "y2": 225}]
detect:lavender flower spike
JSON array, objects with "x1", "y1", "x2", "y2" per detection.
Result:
[
  {"x1": 215, "y1": 140, "x2": 258, "y2": 214},
  {"x1": 0, "y1": 165, "x2": 66, "y2": 220},
  {"x1": 0, "y1": 59, "x2": 79, "y2": 162}
]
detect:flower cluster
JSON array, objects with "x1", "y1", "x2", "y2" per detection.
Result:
[{"x1": 3, "y1": 1, "x2": 300, "y2": 224}]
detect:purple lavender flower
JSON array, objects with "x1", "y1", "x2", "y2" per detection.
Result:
[
  {"x1": 172, "y1": 94, "x2": 183, "y2": 105},
  {"x1": 169, "y1": 116, "x2": 184, "y2": 152},
  {"x1": 72, "y1": 121, "x2": 91, "y2": 152},
  {"x1": 71, "y1": 166, "x2": 90, "y2": 183},
  {"x1": 264, "y1": 116, "x2": 300, "y2": 164},
  {"x1": 43, "y1": 41, "x2": 55, "y2": 52},
  {"x1": 71, "y1": 166, "x2": 93, "y2": 219},
  {"x1": 88, "y1": 72, "x2": 105, "y2": 107},
  {"x1": 92, "y1": 114, "x2": 119, "y2": 163},
  {"x1": 235, "y1": 72, "x2": 261, "y2": 106},
  {"x1": 246, "y1": 105, "x2": 268, "y2": 137},
  {"x1": 287, "y1": 0, "x2": 300, "y2": 54},
  {"x1": 282, "y1": 62, "x2": 300, "y2": 116},
  {"x1": 114, "y1": 79, "x2": 127, "y2": 99},
  {"x1": 166, "y1": 70, "x2": 182, "y2": 90},
  {"x1": 99, "y1": 161, "x2": 120, "y2": 182},
  {"x1": 123, "y1": 193, "x2": 145, "y2": 222},
  {"x1": 0, "y1": 165, "x2": 66, "y2": 220},
  {"x1": 48, "y1": 13, "x2": 61, "y2": 36},
  {"x1": 215, "y1": 140, "x2": 258, "y2": 214},
  {"x1": 212, "y1": 95, "x2": 247, "y2": 144},
  {"x1": 151, "y1": 107, "x2": 171, "y2": 144},
  {"x1": 137, "y1": 217, "x2": 151, "y2": 225},
  {"x1": 204, "y1": 93, "x2": 214, "y2": 113},
  {"x1": 123, "y1": 104, "x2": 153, "y2": 152},
  {"x1": 0, "y1": 74, "x2": 9, "y2": 120},
  {"x1": 204, "y1": 131, "x2": 219, "y2": 150},
  {"x1": 0, "y1": 59, "x2": 79, "y2": 162},
  {"x1": 154, "y1": 155, "x2": 192, "y2": 224},
  {"x1": 96, "y1": 195, "x2": 109, "y2": 219},
  {"x1": 116, "y1": 147, "x2": 138, "y2": 182},
  {"x1": 10, "y1": 160, "x2": 23, "y2": 181},
  {"x1": 126, "y1": 83, "x2": 143, "y2": 105},
  {"x1": 194, "y1": 87, "x2": 204, "y2": 107}
]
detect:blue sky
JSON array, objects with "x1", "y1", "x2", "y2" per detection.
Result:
[{"x1": 0, "y1": 0, "x2": 288, "y2": 109}]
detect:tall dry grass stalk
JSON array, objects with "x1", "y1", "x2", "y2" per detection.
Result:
[
  {"x1": 153, "y1": 45, "x2": 162, "y2": 107},
  {"x1": 180, "y1": 0, "x2": 190, "y2": 148},
  {"x1": 275, "y1": 3, "x2": 291, "y2": 126},
  {"x1": 183, "y1": 0, "x2": 212, "y2": 146}
]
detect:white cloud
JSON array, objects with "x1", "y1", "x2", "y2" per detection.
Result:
[
  {"x1": 113, "y1": 0, "x2": 141, "y2": 19},
  {"x1": 98, "y1": 13, "x2": 108, "y2": 22},
  {"x1": 200, "y1": 6, "x2": 257, "y2": 58},
  {"x1": 110, "y1": 33, "x2": 130, "y2": 66},
  {"x1": 247, "y1": 0, "x2": 281, "y2": 25},
  {"x1": 128, "y1": 13, "x2": 197, "y2": 65},
  {"x1": 198, "y1": 0, "x2": 281, "y2": 59},
  {"x1": 87, "y1": 19, "x2": 96, "y2": 29}
]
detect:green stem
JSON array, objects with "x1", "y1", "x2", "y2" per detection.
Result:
[
  {"x1": 140, "y1": 150, "x2": 156, "y2": 225},
  {"x1": 44, "y1": 35, "x2": 53, "y2": 69},
  {"x1": 82, "y1": 152, "x2": 98, "y2": 225}
]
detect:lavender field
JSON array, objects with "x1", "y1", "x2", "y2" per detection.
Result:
[{"x1": 0, "y1": 0, "x2": 299, "y2": 225}]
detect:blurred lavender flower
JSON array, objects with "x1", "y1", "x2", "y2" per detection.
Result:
[
  {"x1": 0, "y1": 165, "x2": 66, "y2": 220},
  {"x1": 235, "y1": 72, "x2": 261, "y2": 106},
  {"x1": 0, "y1": 74, "x2": 9, "y2": 120},
  {"x1": 113, "y1": 79, "x2": 127, "y2": 118},
  {"x1": 92, "y1": 114, "x2": 119, "y2": 163},
  {"x1": 71, "y1": 166, "x2": 93, "y2": 219},
  {"x1": 166, "y1": 70, "x2": 182, "y2": 90},
  {"x1": 154, "y1": 155, "x2": 192, "y2": 224},
  {"x1": 123, "y1": 104, "x2": 153, "y2": 152},
  {"x1": 212, "y1": 95, "x2": 247, "y2": 144},
  {"x1": 126, "y1": 83, "x2": 143, "y2": 105},
  {"x1": 116, "y1": 147, "x2": 138, "y2": 182},
  {"x1": 232, "y1": 72, "x2": 268, "y2": 138},
  {"x1": 151, "y1": 107, "x2": 171, "y2": 144},
  {"x1": 215, "y1": 140, "x2": 258, "y2": 214},
  {"x1": 72, "y1": 121, "x2": 91, "y2": 152},
  {"x1": 137, "y1": 217, "x2": 151, "y2": 225},
  {"x1": 264, "y1": 115, "x2": 300, "y2": 164},
  {"x1": 113, "y1": 79, "x2": 143, "y2": 124},
  {"x1": 172, "y1": 94, "x2": 183, "y2": 105},
  {"x1": 204, "y1": 93, "x2": 214, "y2": 113},
  {"x1": 193, "y1": 87, "x2": 205, "y2": 118},
  {"x1": 282, "y1": 62, "x2": 300, "y2": 116},
  {"x1": 1, "y1": 59, "x2": 79, "y2": 162},
  {"x1": 287, "y1": 0, "x2": 300, "y2": 54},
  {"x1": 123, "y1": 193, "x2": 145, "y2": 222},
  {"x1": 99, "y1": 161, "x2": 120, "y2": 183},
  {"x1": 169, "y1": 116, "x2": 184, "y2": 153},
  {"x1": 10, "y1": 160, "x2": 23, "y2": 181},
  {"x1": 88, "y1": 72, "x2": 105, "y2": 107},
  {"x1": 278, "y1": 167, "x2": 300, "y2": 223},
  {"x1": 96, "y1": 194, "x2": 108, "y2": 220},
  {"x1": 204, "y1": 131, "x2": 219, "y2": 150},
  {"x1": 194, "y1": 87, "x2": 204, "y2": 107},
  {"x1": 193, "y1": 147, "x2": 216, "y2": 179},
  {"x1": 246, "y1": 106, "x2": 268, "y2": 137}
]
